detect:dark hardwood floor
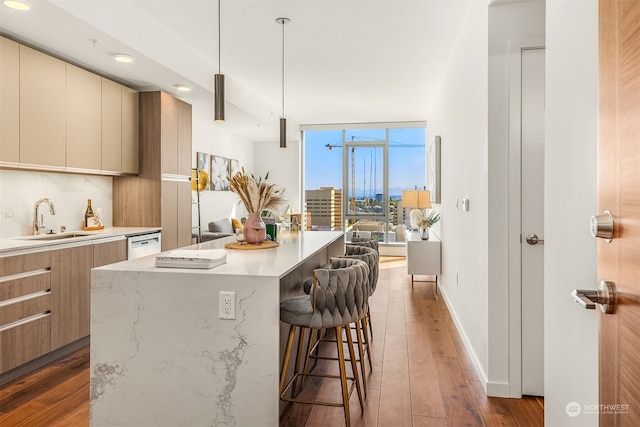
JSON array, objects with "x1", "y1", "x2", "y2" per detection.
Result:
[{"x1": 0, "y1": 257, "x2": 543, "y2": 426}]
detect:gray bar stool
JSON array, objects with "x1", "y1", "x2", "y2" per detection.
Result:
[{"x1": 279, "y1": 258, "x2": 370, "y2": 427}]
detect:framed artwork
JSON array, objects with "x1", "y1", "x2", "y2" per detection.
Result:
[
  {"x1": 195, "y1": 152, "x2": 210, "y2": 191},
  {"x1": 427, "y1": 135, "x2": 441, "y2": 203},
  {"x1": 196, "y1": 152, "x2": 209, "y2": 171},
  {"x1": 210, "y1": 155, "x2": 230, "y2": 191},
  {"x1": 229, "y1": 159, "x2": 240, "y2": 180}
]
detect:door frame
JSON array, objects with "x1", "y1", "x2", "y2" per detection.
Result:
[{"x1": 507, "y1": 37, "x2": 545, "y2": 398}]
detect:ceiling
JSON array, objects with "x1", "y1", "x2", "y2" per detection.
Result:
[{"x1": 0, "y1": 0, "x2": 472, "y2": 141}]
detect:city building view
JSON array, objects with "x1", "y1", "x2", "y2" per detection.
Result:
[{"x1": 303, "y1": 126, "x2": 426, "y2": 244}]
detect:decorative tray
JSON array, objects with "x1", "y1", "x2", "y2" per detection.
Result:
[
  {"x1": 224, "y1": 241, "x2": 279, "y2": 250},
  {"x1": 82, "y1": 225, "x2": 104, "y2": 231}
]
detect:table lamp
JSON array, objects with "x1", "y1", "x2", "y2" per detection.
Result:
[{"x1": 402, "y1": 188, "x2": 432, "y2": 230}]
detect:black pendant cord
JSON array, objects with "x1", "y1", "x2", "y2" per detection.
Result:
[
  {"x1": 281, "y1": 19, "x2": 285, "y2": 119},
  {"x1": 218, "y1": 0, "x2": 221, "y2": 74}
]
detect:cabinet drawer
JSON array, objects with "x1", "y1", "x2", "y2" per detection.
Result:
[
  {"x1": 0, "y1": 269, "x2": 50, "y2": 302},
  {"x1": 0, "y1": 251, "x2": 50, "y2": 277},
  {"x1": 0, "y1": 313, "x2": 51, "y2": 373},
  {"x1": 0, "y1": 291, "x2": 51, "y2": 326}
]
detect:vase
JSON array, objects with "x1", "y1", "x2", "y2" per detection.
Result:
[
  {"x1": 244, "y1": 212, "x2": 266, "y2": 244},
  {"x1": 419, "y1": 226, "x2": 430, "y2": 240}
]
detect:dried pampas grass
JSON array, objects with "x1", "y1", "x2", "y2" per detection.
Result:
[{"x1": 229, "y1": 168, "x2": 286, "y2": 214}]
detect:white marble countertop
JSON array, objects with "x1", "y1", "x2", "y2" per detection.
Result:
[
  {"x1": 0, "y1": 227, "x2": 162, "y2": 254},
  {"x1": 95, "y1": 230, "x2": 344, "y2": 279}
]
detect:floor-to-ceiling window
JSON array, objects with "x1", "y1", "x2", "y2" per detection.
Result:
[{"x1": 302, "y1": 122, "x2": 426, "y2": 247}]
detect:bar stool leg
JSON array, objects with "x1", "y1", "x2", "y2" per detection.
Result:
[
  {"x1": 300, "y1": 328, "x2": 317, "y2": 388},
  {"x1": 335, "y1": 326, "x2": 351, "y2": 427},
  {"x1": 291, "y1": 327, "x2": 306, "y2": 396},
  {"x1": 345, "y1": 325, "x2": 364, "y2": 412},
  {"x1": 280, "y1": 325, "x2": 296, "y2": 397},
  {"x1": 354, "y1": 319, "x2": 367, "y2": 397},
  {"x1": 361, "y1": 316, "x2": 373, "y2": 370}
]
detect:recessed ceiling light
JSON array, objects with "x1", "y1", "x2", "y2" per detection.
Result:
[
  {"x1": 113, "y1": 53, "x2": 134, "y2": 63},
  {"x1": 174, "y1": 84, "x2": 191, "y2": 92},
  {"x1": 3, "y1": 0, "x2": 31, "y2": 11}
]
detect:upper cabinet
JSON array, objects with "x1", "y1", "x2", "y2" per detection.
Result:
[
  {"x1": 66, "y1": 64, "x2": 102, "y2": 170},
  {"x1": 20, "y1": 44, "x2": 66, "y2": 168},
  {"x1": 101, "y1": 78, "x2": 123, "y2": 172},
  {"x1": 0, "y1": 37, "x2": 20, "y2": 164},
  {"x1": 0, "y1": 36, "x2": 139, "y2": 176},
  {"x1": 122, "y1": 87, "x2": 139, "y2": 174}
]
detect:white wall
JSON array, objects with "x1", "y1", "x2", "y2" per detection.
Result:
[
  {"x1": 426, "y1": 0, "x2": 490, "y2": 387},
  {"x1": 0, "y1": 169, "x2": 113, "y2": 237},
  {"x1": 544, "y1": 0, "x2": 598, "y2": 425},
  {"x1": 252, "y1": 138, "x2": 301, "y2": 217},
  {"x1": 190, "y1": 98, "x2": 255, "y2": 227},
  {"x1": 487, "y1": 0, "x2": 545, "y2": 397}
]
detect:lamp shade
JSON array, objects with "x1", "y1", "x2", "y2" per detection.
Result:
[
  {"x1": 402, "y1": 190, "x2": 418, "y2": 208},
  {"x1": 417, "y1": 190, "x2": 432, "y2": 209}
]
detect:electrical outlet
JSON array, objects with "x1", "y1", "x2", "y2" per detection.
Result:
[{"x1": 219, "y1": 291, "x2": 236, "y2": 319}]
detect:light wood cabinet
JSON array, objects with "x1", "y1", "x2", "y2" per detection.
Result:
[
  {"x1": 93, "y1": 237, "x2": 127, "y2": 268},
  {"x1": 122, "y1": 86, "x2": 139, "y2": 174},
  {"x1": 66, "y1": 64, "x2": 102, "y2": 170},
  {"x1": 101, "y1": 78, "x2": 122, "y2": 172},
  {"x1": 160, "y1": 92, "x2": 179, "y2": 175},
  {"x1": 3, "y1": 38, "x2": 139, "y2": 175},
  {"x1": 0, "y1": 251, "x2": 52, "y2": 374},
  {"x1": 50, "y1": 245, "x2": 93, "y2": 350},
  {"x1": 19, "y1": 44, "x2": 66, "y2": 167},
  {"x1": 114, "y1": 91, "x2": 192, "y2": 252},
  {"x1": 177, "y1": 100, "x2": 192, "y2": 176},
  {"x1": 0, "y1": 36, "x2": 20, "y2": 163}
]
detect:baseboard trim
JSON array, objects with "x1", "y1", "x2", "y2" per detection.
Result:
[
  {"x1": 486, "y1": 381, "x2": 512, "y2": 398},
  {"x1": 437, "y1": 286, "x2": 491, "y2": 391}
]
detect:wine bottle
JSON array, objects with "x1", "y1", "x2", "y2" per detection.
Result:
[{"x1": 84, "y1": 199, "x2": 97, "y2": 228}]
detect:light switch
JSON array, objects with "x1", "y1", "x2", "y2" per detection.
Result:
[{"x1": 462, "y1": 198, "x2": 470, "y2": 212}]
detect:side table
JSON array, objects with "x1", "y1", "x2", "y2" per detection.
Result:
[{"x1": 406, "y1": 230, "x2": 441, "y2": 287}]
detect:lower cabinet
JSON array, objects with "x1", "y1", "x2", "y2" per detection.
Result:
[
  {"x1": 0, "y1": 237, "x2": 129, "y2": 374},
  {"x1": 0, "y1": 251, "x2": 52, "y2": 373},
  {"x1": 50, "y1": 245, "x2": 93, "y2": 351},
  {"x1": 93, "y1": 237, "x2": 127, "y2": 268}
]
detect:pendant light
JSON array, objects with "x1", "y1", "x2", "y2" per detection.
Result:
[
  {"x1": 276, "y1": 17, "x2": 290, "y2": 148},
  {"x1": 214, "y1": 0, "x2": 225, "y2": 122}
]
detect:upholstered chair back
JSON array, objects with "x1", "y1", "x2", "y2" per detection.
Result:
[{"x1": 309, "y1": 259, "x2": 369, "y2": 329}]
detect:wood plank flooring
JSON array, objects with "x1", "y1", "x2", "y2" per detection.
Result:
[{"x1": 0, "y1": 257, "x2": 543, "y2": 427}]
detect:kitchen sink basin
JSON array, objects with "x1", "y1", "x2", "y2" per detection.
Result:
[{"x1": 17, "y1": 232, "x2": 93, "y2": 241}]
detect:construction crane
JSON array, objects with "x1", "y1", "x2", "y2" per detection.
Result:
[{"x1": 325, "y1": 139, "x2": 424, "y2": 214}]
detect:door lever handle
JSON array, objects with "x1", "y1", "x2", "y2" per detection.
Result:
[{"x1": 571, "y1": 281, "x2": 617, "y2": 314}]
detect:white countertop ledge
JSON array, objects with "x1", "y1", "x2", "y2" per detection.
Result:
[
  {"x1": 96, "y1": 231, "x2": 344, "y2": 279},
  {"x1": 0, "y1": 227, "x2": 162, "y2": 254}
]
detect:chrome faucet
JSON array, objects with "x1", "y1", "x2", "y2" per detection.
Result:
[{"x1": 34, "y1": 198, "x2": 56, "y2": 234}]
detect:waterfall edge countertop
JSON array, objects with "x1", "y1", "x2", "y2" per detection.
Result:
[
  {"x1": 97, "y1": 230, "x2": 343, "y2": 278},
  {"x1": 0, "y1": 227, "x2": 162, "y2": 254},
  {"x1": 90, "y1": 230, "x2": 344, "y2": 427}
]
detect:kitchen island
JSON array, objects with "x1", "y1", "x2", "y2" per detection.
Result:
[{"x1": 90, "y1": 231, "x2": 344, "y2": 427}]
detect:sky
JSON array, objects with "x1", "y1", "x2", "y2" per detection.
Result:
[{"x1": 304, "y1": 127, "x2": 427, "y2": 198}]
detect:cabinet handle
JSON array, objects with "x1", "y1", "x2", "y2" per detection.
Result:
[{"x1": 0, "y1": 311, "x2": 51, "y2": 332}]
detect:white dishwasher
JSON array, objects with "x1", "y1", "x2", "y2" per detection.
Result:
[{"x1": 127, "y1": 232, "x2": 162, "y2": 259}]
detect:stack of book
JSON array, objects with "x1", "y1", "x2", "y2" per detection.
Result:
[{"x1": 155, "y1": 249, "x2": 227, "y2": 269}]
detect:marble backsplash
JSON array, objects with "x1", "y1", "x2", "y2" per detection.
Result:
[{"x1": 0, "y1": 169, "x2": 113, "y2": 238}]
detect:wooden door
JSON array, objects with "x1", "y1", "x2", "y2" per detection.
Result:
[{"x1": 598, "y1": 0, "x2": 640, "y2": 425}]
